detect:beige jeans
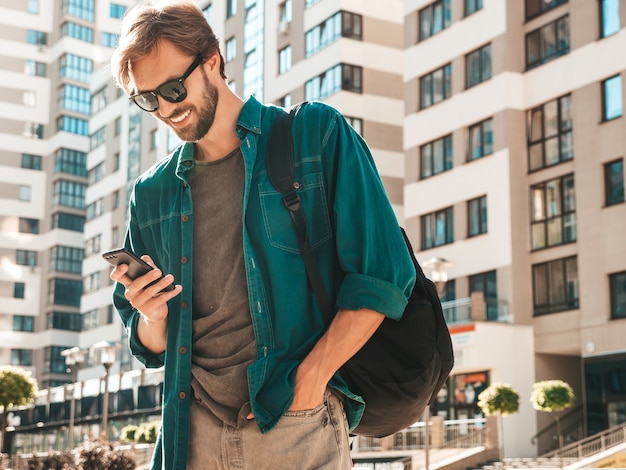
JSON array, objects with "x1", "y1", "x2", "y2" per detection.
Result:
[{"x1": 187, "y1": 389, "x2": 351, "y2": 470}]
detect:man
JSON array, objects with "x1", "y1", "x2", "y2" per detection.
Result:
[{"x1": 109, "y1": 1, "x2": 415, "y2": 469}]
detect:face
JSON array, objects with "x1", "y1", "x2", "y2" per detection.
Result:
[{"x1": 129, "y1": 40, "x2": 220, "y2": 143}]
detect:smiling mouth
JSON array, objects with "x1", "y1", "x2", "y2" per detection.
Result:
[{"x1": 170, "y1": 109, "x2": 191, "y2": 124}]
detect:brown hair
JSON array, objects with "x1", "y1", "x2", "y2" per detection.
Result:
[{"x1": 111, "y1": 0, "x2": 226, "y2": 93}]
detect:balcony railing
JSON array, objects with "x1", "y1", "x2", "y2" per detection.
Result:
[{"x1": 442, "y1": 294, "x2": 512, "y2": 325}]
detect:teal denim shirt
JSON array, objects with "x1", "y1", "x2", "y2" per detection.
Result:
[{"x1": 113, "y1": 96, "x2": 416, "y2": 469}]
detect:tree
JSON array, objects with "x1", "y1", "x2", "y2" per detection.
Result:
[
  {"x1": 530, "y1": 380, "x2": 575, "y2": 462},
  {"x1": 0, "y1": 367, "x2": 37, "y2": 453},
  {"x1": 478, "y1": 383, "x2": 520, "y2": 459}
]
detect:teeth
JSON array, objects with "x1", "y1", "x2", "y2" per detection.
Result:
[{"x1": 170, "y1": 110, "x2": 190, "y2": 123}]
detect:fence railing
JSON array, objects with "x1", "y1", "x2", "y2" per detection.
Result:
[
  {"x1": 543, "y1": 423, "x2": 626, "y2": 461},
  {"x1": 354, "y1": 418, "x2": 486, "y2": 452}
]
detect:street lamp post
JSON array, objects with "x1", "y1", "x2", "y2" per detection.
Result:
[
  {"x1": 420, "y1": 256, "x2": 455, "y2": 470},
  {"x1": 92, "y1": 341, "x2": 118, "y2": 441},
  {"x1": 61, "y1": 346, "x2": 85, "y2": 451}
]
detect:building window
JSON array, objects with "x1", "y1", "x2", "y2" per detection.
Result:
[
  {"x1": 86, "y1": 198, "x2": 104, "y2": 221},
  {"x1": 226, "y1": 37, "x2": 236, "y2": 62},
  {"x1": 604, "y1": 159, "x2": 624, "y2": 206},
  {"x1": 22, "y1": 154, "x2": 42, "y2": 170},
  {"x1": 14, "y1": 282, "x2": 25, "y2": 299},
  {"x1": 47, "y1": 311, "x2": 82, "y2": 331},
  {"x1": 280, "y1": 0, "x2": 292, "y2": 24},
  {"x1": 83, "y1": 309, "x2": 98, "y2": 330},
  {"x1": 112, "y1": 191, "x2": 120, "y2": 210},
  {"x1": 227, "y1": 0, "x2": 237, "y2": 18},
  {"x1": 16, "y1": 250, "x2": 38, "y2": 267},
  {"x1": 84, "y1": 234, "x2": 102, "y2": 257},
  {"x1": 469, "y1": 270, "x2": 498, "y2": 320},
  {"x1": 279, "y1": 46, "x2": 291, "y2": 74},
  {"x1": 102, "y1": 32, "x2": 119, "y2": 48},
  {"x1": 280, "y1": 94, "x2": 292, "y2": 108},
  {"x1": 468, "y1": 196, "x2": 487, "y2": 237},
  {"x1": 527, "y1": 94, "x2": 573, "y2": 171},
  {"x1": 610, "y1": 271, "x2": 626, "y2": 319},
  {"x1": 83, "y1": 272, "x2": 101, "y2": 293},
  {"x1": 600, "y1": 0, "x2": 620, "y2": 38},
  {"x1": 50, "y1": 246, "x2": 84, "y2": 274},
  {"x1": 53, "y1": 180, "x2": 86, "y2": 209},
  {"x1": 13, "y1": 316, "x2": 34, "y2": 332},
  {"x1": 57, "y1": 116, "x2": 89, "y2": 136},
  {"x1": 27, "y1": 0, "x2": 39, "y2": 14},
  {"x1": 59, "y1": 84, "x2": 91, "y2": 115},
  {"x1": 526, "y1": 16, "x2": 569, "y2": 70},
  {"x1": 467, "y1": 118, "x2": 493, "y2": 161},
  {"x1": 203, "y1": 4, "x2": 213, "y2": 24},
  {"x1": 62, "y1": 0, "x2": 94, "y2": 21},
  {"x1": 420, "y1": 134, "x2": 452, "y2": 179},
  {"x1": 525, "y1": 0, "x2": 567, "y2": 21},
  {"x1": 111, "y1": 226, "x2": 119, "y2": 246},
  {"x1": 11, "y1": 349, "x2": 32, "y2": 366},
  {"x1": 304, "y1": 64, "x2": 362, "y2": 100},
  {"x1": 25, "y1": 60, "x2": 46, "y2": 77},
  {"x1": 44, "y1": 346, "x2": 71, "y2": 373},
  {"x1": 52, "y1": 212, "x2": 85, "y2": 232},
  {"x1": 113, "y1": 152, "x2": 120, "y2": 172},
  {"x1": 150, "y1": 129, "x2": 158, "y2": 150},
  {"x1": 419, "y1": 0, "x2": 451, "y2": 41},
  {"x1": 466, "y1": 44, "x2": 491, "y2": 88},
  {"x1": 305, "y1": 11, "x2": 362, "y2": 58},
  {"x1": 110, "y1": 3, "x2": 126, "y2": 19},
  {"x1": 90, "y1": 127, "x2": 105, "y2": 150},
  {"x1": 465, "y1": 0, "x2": 483, "y2": 16},
  {"x1": 602, "y1": 75, "x2": 623, "y2": 121},
  {"x1": 55, "y1": 148, "x2": 87, "y2": 176},
  {"x1": 91, "y1": 87, "x2": 107, "y2": 114},
  {"x1": 60, "y1": 53, "x2": 93, "y2": 83},
  {"x1": 114, "y1": 117, "x2": 121, "y2": 136},
  {"x1": 61, "y1": 22, "x2": 94, "y2": 43},
  {"x1": 530, "y1": 174, "x2": 576, "y2": 250},
  {"x1": 19, "y1": 218, "x2": 39, "y2": 234},
  {"x1": 420, "y1": 64, "x2": 452, "y2": 109},
  {"x1": 533, "y1": 256, "x2": 579, "y2": 316},
  {"x1": 346, "y1": 116, "x2": 363, "y2": 136},
  {"x1": 48, "y1": 278, "x2": 82, "y2": 306},
  {"x1": 26, "y1": 30, "x2": 47, "y2": 45},
  {"x1": 19, "y1": 186, "x2": 31, "y2": 201},
  {"x1": 421, "y1": 207, "x2": 454, "y2": 249}
]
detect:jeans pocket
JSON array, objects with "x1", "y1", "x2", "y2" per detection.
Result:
[{"x1": 283, "y1": 400, "x2": 326, "y2": 418}]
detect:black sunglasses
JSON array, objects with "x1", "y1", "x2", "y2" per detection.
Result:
[{"x1": 129, "y1": 54, "x2": 203, "y2": 112}]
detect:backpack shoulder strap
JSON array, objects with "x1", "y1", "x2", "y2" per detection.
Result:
[{"x1": 266, "y1": 104, "x2": 334, "y2": 320}]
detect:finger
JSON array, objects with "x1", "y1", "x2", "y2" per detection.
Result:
[
  {"x1": 246, "y1": 412, "x2": 254, "y2": 420},
  {"x1": 141, "y1": 255, "x2": 155, "y2": 267}
]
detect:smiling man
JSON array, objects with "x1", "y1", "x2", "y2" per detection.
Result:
[{"x1": 108, "y1": 1, "x2": 415, "y2": 469}]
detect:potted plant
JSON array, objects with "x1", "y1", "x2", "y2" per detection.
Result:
[{"x1": 477, "y1": 383, "x2": 520, "y2": 459}]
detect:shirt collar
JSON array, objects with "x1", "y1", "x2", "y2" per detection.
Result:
[{"x1": 175, "y1": 95, "x2": 264, "y2": 175}]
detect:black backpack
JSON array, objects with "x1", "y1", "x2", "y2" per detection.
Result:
[{"x1": 266, "y1": 104, "x2": 454, "y2": 438}]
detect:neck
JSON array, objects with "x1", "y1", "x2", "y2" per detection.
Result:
[{"x1": 195, "y1": 87, "x2": 244, "y2": 162}]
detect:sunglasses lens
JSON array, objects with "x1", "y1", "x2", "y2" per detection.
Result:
[
  {"x1": 159, "y1": 81, "x2": 187, "y2": 103},
  {"x1": 133, "y1": 93, "x2": 158, "y2": 112}
]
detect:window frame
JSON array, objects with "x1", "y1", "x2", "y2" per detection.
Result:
[
  {"x1": 525, "y1": 15, "x2": 569, "y2": 70},
  {"x1": 604, "y1": 158, "x2": 625, "y2": 206},
  {"x1": 532, "y1": 256, "x2": 579, "y2": 316},
  {"x1": 419, "y1": 0, "x2": 451, "y2": 41},
  {"x1": 467, "y1": 195, "x2": 488, "y2": 237},
  {"x1": 420, "y1": 134, "x2": 453, "y2": 179},
  {"x1": 525, "y1": 0, "x2": 568, "y2": 22},
  {"x1": 466, "y1": 43, "x2": 492, "y2": 88},
  {"x1": 421, "y1": 206, "x2": 454, "y2": 250},
  {"x1": 600, "y1": 0, "x2": 620, "y2": 38},
  {"x1": 530, "y1": 173, "x2": 576, "y2": 250},
  {"x1": 609, "y1": 271, "x2": 626, "y2": 320},
  {"x1": 420, "y1": 63, "x2": 452, "y2": 110},
  {"x1": 467, "y1": 118, "x2": 493, "y2": 161},
  {"x1": 602, "y1": 75, "x2": 623, "y2": 122},
  {"x1": 527, "y1": 94, "x2": 573, "y2": 172}
]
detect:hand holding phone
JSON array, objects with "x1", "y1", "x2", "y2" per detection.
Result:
[{"x1": 102, "y1": 248, "x2": 175, "y2": 293}]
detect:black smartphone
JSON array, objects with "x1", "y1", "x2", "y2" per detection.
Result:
[{"x1": 102, "y1": 248, "x2": 175, "y2": 293}]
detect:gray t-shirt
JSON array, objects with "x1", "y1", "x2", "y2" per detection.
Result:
[{"x1": 187, "y1": 147, "x2": 257, "y2": 427}]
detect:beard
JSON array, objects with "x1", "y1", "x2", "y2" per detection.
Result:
[{"x1": 166, "y1": 72, "x2": 219, "y2": 142}]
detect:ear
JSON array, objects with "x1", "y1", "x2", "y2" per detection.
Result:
[{"x1": 204, "y1": 52, "x2": 221, "y2": 75}]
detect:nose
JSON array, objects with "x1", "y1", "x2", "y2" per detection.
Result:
[{"x1": 156, "y1": 96, "x2": 178, "y2": 118}]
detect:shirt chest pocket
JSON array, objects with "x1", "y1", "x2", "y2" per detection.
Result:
[{"x1": 258, "y1": 172, "x2": 332, "y2": 253}]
